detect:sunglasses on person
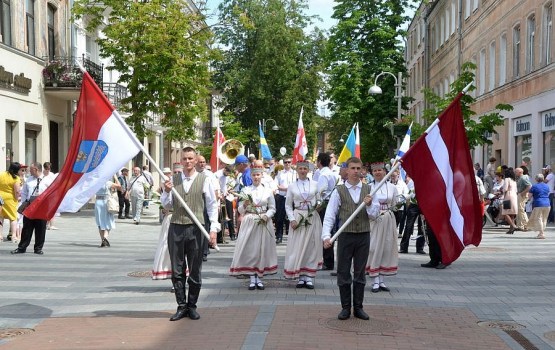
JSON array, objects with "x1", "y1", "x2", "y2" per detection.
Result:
[{"x1": 284, "y1": 161, "x2": 292, "y2": 164}]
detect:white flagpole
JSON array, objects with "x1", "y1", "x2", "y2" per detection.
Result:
[
  {"x1": 75, "y1": 60, "x2": 219, "y2": 251},
  {"x1": 329, "y1": 161, "x2": 401, "y2": 243}
]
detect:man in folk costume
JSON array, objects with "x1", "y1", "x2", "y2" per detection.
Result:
[
  {"x1": 322, "y1": 157, "x2": 377, "y2": 320},
  {"x1": 365, "y1": 162, "x2": 399, "y2": 293},
  {"x1": 284, "y1": 161, "x2": 323, "y2": 289},
  {"x1": 161, "y1": 147, "x2": 219, "y2": 321}
]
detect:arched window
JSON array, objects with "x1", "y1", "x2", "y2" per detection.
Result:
[
  {"x1": 526, "y1": 14, "x2": 536, "y2": 73},
  {"x1": 543, "y1": 2, "x2": 553, "y2": 65},
  {"x1": 26, "y1": 0, "x2": 35, "y2": 55},
  {"x1": 47, "y1": 4, "x2": 56, "y2": 60},
  {"x1": 0, "y1": 0, "x2": 11, "y2": 46}
]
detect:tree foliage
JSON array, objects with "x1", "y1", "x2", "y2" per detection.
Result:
[
  {"x1": 72, "y1": 0, "x2": 214, "y2": 141},
  {"x1": 414, "y1": 62, "x2": 512, "y2": 148},
  {"x1": 212, "y1": 0, "x2": 326, "y2": 158},
  {"x1": 325, "y1": 0, "x2": 412, "y2": 162}
]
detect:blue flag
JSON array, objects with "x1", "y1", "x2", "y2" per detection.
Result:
[{"x1": 259, "y1": 121, "x2": 272, "y2": 160}]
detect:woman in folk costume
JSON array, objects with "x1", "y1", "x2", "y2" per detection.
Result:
[
  {"x1": 229, "y1": 167, "x2": 278, "y2": 290},
  {"x1": 283, "y1": 161, "x2": 323, "y2": 289},
  {"x1": 366, "y1": 161, "x2": 399, "y2": 293}
]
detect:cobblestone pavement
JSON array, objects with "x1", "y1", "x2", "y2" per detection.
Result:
[{"x1": 1, "y1": 208, "x2": 554, "y2": 349}]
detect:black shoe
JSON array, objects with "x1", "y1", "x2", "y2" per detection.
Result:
[
  {"x1": 276, "y1": 238, "x2": 282, "y2": 244},
  {"x1": 100, "y1": 240, "x2": 107, "y2": 248},
  {"x1": 296, "y1": 281, "x2": 306, "y2": 288},
  {"x1": 353, "y1": 308, "x2": 369, "y2": 320},
  {"x1": 435, "y1": 263, "x2": 448, "y2": 269},
  {"x1": 248, "y1": 283, "x2": 256, "y2": 290},
  {"x1": 330, "y1": 271, "x2": 338, "y2": 276},
  {"x1": 256, "y1": 282, "x2": 265, "y2": 290},
  {"x1": 421, "y1": 262, "x2": 438, "y2": 268},
  {"x1": 34, "y1": 250, "x2": 44, "y2": 255},
  {"x1": 125, "y1": 215, "x2": 132, "y2": 219},
  {"x1": 506, "y1": 228, "x2": 515, "y2": 234},
  {"x1": 118, "y1": 215, "x2": 125, "y2": 219},
  {"x1": 379, "y1": 284, "x2": 390, "y2": 292},
  {"x1": 104, "y1": 239, "x2": 110, "y2": 247},
  {"x1": 11, "y1": 248, "x2": 25, "y2": 254},
  {"x1": 371, "y1": 283, "x2": 380, "y2": 293},
  {"x1": 169, "y1": 306, "x2": 188, "y2": 321},
  {"x1": 305, "y1": 281, "x2": 314, "y2": 290},
  {"x1": 202, "y1": 255, "x2": 208, "y2": 262},
  {"x1": 321, "y1": 265, "x2": 333, "y2": 271},
  {"x1": 398, "y1": 250, "x2": 408, "y2": 254},
  {"x1": 416, "y1": 250, "x2": 426, "y2": 254},
  {"x1": 338, "y1": 308, "x2": 351, "y2": 320},
  {"x1": 188, "y1": 308, "x2": 200, "y2": 320},
  {"x1": 230, "y1": 235, "x2": 237, "y2": 241}
]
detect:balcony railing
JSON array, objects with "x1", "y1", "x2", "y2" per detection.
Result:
[
  {"x1": 103, "y1": 82, "x2": 129, "y2": 109},
  {"x1": 43, "y1": 55, "x2": 103, "y2": 89}
]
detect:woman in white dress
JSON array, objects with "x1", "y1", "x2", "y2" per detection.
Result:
[
  {"x1": 284, "y1": 161, "x2": 323, "y2": 289},
  {"x1": 230, "y1": 168, "x2": 278, "y2": 290},
  {"x1": 94, "y1": 178, "x2": 121, "y2": 247},
  {"x1": 366, "y1": 162, "x2": 399, "y2": 293}
]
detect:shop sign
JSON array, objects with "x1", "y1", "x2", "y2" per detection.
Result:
[
  {"x1": 513, "y1": 115, "x2": 531, "y2": 136},
  {"x1": 0, "y1": 66, "x2": 32, "y2": 94},
  {"x1": 542, "y1": 108, "x2": 555, "y2": 132}
]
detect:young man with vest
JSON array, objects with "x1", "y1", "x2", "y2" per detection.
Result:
[
  {"x1": 161, "y1": 147, "x2": 219, "y2": 321},
  {"x1": 322, "y1": 157, "x2": 376, "y2": 321}
]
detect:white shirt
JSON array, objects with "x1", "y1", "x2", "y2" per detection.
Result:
[
  {"x1": 390, "y1": 177, "x2": 409, "y2": 208},
  {"x1": 160, "y1": 171, "x2": 221, "y2": 232},
  {"x1": 21, "y1": 175, "x2": 49, "y2": 201},
  {"x1": 546, "y1": 173, "x2": 555, "y2": 194},
  {"x1": 321, "y1": 181, "x2": 379, "y2": 240},
  {"x1": 128, "y1": 174, "x2": 150, "y2": 197},
  {"x1": 275, "y1": 168, "x2": 297, "y2": 196}
]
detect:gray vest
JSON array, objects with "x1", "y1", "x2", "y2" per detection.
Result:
[
  {"x1": 170, "y1": 172, "x2": 206, "y2": 225},
  {"x1": 337, "y1": 183, "x2": 371, "y2": 233}
]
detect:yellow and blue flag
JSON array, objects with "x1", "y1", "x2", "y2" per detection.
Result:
[
  {"x1": 337, "y1": 123, "x2": 360, "y2": 164},
  {"x1": 259, "y1": 121, "x2": 272, "y2": 160}
]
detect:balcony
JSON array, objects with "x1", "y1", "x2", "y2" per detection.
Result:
[
  {"x1": 103, "y1": 82, "x2": 129, "y2": 109},
  {"x1": 43, "y1": 55, "x2": 103, "y2": 100}
]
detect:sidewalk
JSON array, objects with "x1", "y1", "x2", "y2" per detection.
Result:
[{"x1": 1, "y1": 208, "x2": 554, "y2": 349}]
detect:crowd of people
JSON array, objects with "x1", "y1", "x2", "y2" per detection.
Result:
[{"x1": 3, "y1": 151, "x2": 553, "y2": 323}]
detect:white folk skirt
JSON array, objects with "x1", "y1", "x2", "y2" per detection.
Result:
[
  {"x1": 283, "y1": 209, "x2": 323, "y2": 279},
  {"x1": 230, "y1": 213, "x2": 278, "y2": 278},
  {"x1": 366, "y1": 211, "x2": 399, "y2": 277}
]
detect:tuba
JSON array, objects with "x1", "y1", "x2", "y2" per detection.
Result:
[{"x1": 219, "y1": 139, "x2": 245, "y2": 165}]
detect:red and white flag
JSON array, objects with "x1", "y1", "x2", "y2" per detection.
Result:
[
  {"x1": 401, "y1": 93, "x2": 482, "y2": 265},
  {"x1": 210, "y1": 126, "x2": 225, "y2": 171},
  {"x1": 292, "y1": 107, "x2": 308, "y2": 164},
  {"x1": 24, "y1": 72, "x2": 141, "y2": 220}
]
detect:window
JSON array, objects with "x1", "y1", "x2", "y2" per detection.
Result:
[
  {"x1": 0, "y1": 0, "x2": 11, "y2": 46},
  {"x1": 440, "y1": 14, "x2": 445, "y2": 45},
  {"x1": 479, "y1": 49, "x2": 486, "y2": 94},
  {"x1": 451, "y1": 1, "x2": 456, "y2": 35},
  {"x1": 500, "y1": 34, "x2": 507, "y2": 85},
  {"x1": 47, "y1": 5, "x2": 56, "y2": 60},
  {"x1": 513, "y1": 24, "x2": 521, "y2": 78},
  {"x1": 26, "y1": 0, "x2": 35, "y2": 55},
  {"x1": 472, "y1": 0, "x2": 479, "y2": 12},
  {"x1": 543, "y1": 3, "x2": 553, "y2": 65},
  {"x1": 527, "y1": 14, "x2": 536, "y2": 73},
  {"x1": 489, "y1": 41, "x2": 496, "y2": 91},
  {"x1": 465, "y1": 0, "x2": 471, "y2": 19},
  {"x1": 445, "y1": 8, "x2": 449, "y2": 40}
]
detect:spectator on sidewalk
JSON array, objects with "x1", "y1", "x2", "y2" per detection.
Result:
[
  {"x1": 528, "y1": 174, "x2": 551, "y2": 239},
  {"x1": 515, "y1": 167, "x2": 531, "y2": 231},
  {"x1": 117, "y1": 168, "x2": 131, "y2": 219},
  {"x1": 543, "y1": 165, "x2": 554, "y2": 223},
  {"x1": 127, "y1": 166, "x2": 150, "y2": 225},
  {"x1": 0, "y1": 162, "x2": 22, "y2": 242},
  {"x1": 95, "y1": 178, "x2": 121, "y2": 247}
]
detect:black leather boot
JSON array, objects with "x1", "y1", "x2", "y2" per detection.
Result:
[
  {"x1": 187, "y1": 283, "x2": 201, "y2": 320},
  {"x1": 353, "y1": 283, "x2": 369, "y2": 320},
  {"x1": 337, "y1": 285, "x2": 351, "y2": 320},
  {"x1": 170, "y1": 280, "x2": 188, "y2": 321}
]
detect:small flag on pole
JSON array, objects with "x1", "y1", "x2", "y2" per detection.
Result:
[
  {"x1": 259, "y1": 121, "x2": 272, "y2": 160},
  {"x1": 210, "y1": 126, "x2": 225, "y2": 171},
  {"x1": 292, "y1": 107, "x2": 308, "y2": 164},
  {"x1": 337, "y1": 123, "x2": 357, "y2": 164}
]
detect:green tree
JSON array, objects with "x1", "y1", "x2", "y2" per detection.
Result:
[
  {"x1": 72, "y1": 0, "x2": 214, "y2": 141},
  {"x1": 212, "y1": 0, "x2": 326, "y2": 158},
  {"x1": 325, "y1": 0, "x2": 412, "y2": 162},
  {"x1": 413, "y1": 62, "x2": 511, "y2": 149}
]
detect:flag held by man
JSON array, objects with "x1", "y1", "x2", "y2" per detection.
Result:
[
  {"x1": 23, "y1": 72, "x2": 141, "y2": 220},
  {"x1": 401, "y1": 93, "x2": 482, "y2": 265},
  {"x1": 292, "y1": 107, "x2": 308, "y2": 164}
]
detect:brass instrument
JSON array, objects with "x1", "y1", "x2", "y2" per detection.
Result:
[{"x1": 219, "y1": 139, "x2": 245, "y2": 165}]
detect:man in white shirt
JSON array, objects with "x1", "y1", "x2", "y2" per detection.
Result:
[
  {"x1": 196, "y1": 155, "x2": 220, "y2": 261},
  {"x1": 43, "y1": 162, "x2": 59, "y2": 230},
  {"x1": 389, "y1": 170, "x2": 409, "y2": 236},
  {"x1": 128, "y1": 166, "x2": 150, "y2": 225},
  {"x1": 322, "y1": 157, "x2": 376, "y2": 321},
  {"x1": 317, "y1": 152, "x2": 338, "y2": 271},
  {"x1": 12, "y1": 162, "x2": 51, "y2": 255},
  {"x1": 543, "y1": 165, "x2": 554, "y2": 222},
  {"x1": 274, "y1": 156, "x2": 296, "y2": 244},
  {"x1": 161, "y1": 147, "x2": 219, "y2": 321}
]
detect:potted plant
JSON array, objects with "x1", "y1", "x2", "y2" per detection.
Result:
[{"x1": 42, "y1": 60, "x2": 65, "y2": 86}]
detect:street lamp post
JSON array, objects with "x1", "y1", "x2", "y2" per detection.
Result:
[
  {"x1": 339, "y1": 133, "x2": 349, "y2": 143},
  {"x1": 368, "y1": 71, "x2": 403, "y2": 122},
  {"x1": 261, "y1": 118, "x2": 279, "y2": 133}
]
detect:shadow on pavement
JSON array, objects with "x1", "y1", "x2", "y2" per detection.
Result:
[
  {"x1": 0, "y1": 303, "x2": 53, "y2": 319},
  {"x1": 93, "y1": 310, "x2": 170, "y2": 318}
]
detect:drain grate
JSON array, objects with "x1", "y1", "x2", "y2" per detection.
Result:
[
  {"x1": 127, "y1": 271, "x2": 152, "y2": 278},
  {"x1": 505, "y1": 330, "x2": 539, "y2": 350},
  {"x1": 0, "y1": 328, "x2": 34, "y2": 339},
  {"x1": 478, "y1": 321, "x2": 525, "y2": 330},
  {"x1": 320, "y1": 317, "x2": 401, "y2": 334}
]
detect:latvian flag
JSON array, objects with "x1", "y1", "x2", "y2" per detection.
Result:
[
  {"x1": 24, "y1": 72, "x2": 141, "y2": 220},
  {"x1": 401, "y1": 93, "x2": 482, "y2": 265}
]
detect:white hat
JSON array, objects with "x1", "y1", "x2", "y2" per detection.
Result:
[{"x1": 162, "y1": 167, "x2": 172, "y2": 174}]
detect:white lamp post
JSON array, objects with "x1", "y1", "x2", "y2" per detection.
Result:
[
  {"x1": 261, "y1": 118, "x2": 279, "y2": 133},
  {"x1": 368, "y1": 71, "x2": 403, "y2": 122}
]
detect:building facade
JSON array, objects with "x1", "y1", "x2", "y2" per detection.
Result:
[{"x1": 406, "y1": 0, "x2": 555, "y2": 176}]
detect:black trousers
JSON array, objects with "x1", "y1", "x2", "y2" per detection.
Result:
[
  {"x1": 320, "y1": 208, "x2": 335, "y2": 269},
  {"x1": 275, "y1": 195, "x2": 289, "y2": 239},
  {"x1": 394, "y1": 209, "x2": 406, "y2": 234},
  {"x1": 117, "y1": 191, "x2": 130, "y2": 217},
  {"x1": 18, "y1": 217, "x2": 47, "y2": 252},
  {"x1": 168, "y1": 223, "x2": 205, "y2": 308},
  {"x1": 225, "y1": 199, "x2": 235, "y2": 237},
  {"x1": 336, "y1": 232, "x2": 370, "y2": 287},
  {"x1": 399, "y1": 203, "x2": 425, "y2": 251},
  {"x1": 426, "y1": 224, "x2": 442, "y2": 265}
]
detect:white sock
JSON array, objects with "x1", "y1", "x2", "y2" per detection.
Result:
[
  {"x1": 299, "y1": 276, "x2": 306, "y2": 282},
  {"x1": 250, "y1": 275, "x2": 256, "y2": 284},
  {"x1": 379, "y1": 275, "x2": 384, "y2": 284},
  {"x1": 305, "y1": 277, "x2": 312, "y2": 283},
  {"x1": 373, "y1": 277, "x2": 380, "y2": 285}
]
